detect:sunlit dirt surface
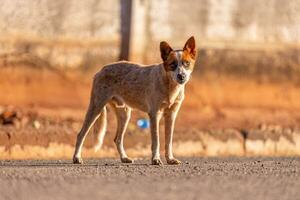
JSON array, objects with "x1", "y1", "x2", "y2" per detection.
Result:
[{"x1": 0, "y1": 157, "x2": 299, "y2": 200}]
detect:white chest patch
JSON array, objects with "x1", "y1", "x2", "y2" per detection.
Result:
[{"x1": 163, "y1": 84, "x2": 183, "y2": 109}]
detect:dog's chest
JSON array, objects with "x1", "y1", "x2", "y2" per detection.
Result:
[{"x1": 161, "y1": 86, "x2": 184, "y2": 109}]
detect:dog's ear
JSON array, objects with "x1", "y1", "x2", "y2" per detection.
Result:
[
  {"x1": 160, "y1": 41, "x2": 173, "y2": 62},
  {"x1": 183, "y1": 36, "x2": 196, "y2": 59}
]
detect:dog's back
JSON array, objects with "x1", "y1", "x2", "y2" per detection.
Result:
[{"x1": 95, "y1": 61, "x2": 160, "y2": 87}]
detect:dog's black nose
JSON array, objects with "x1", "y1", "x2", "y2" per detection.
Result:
[{"x1": 177, "y1": 74, "x2": 186, "y2": 82}]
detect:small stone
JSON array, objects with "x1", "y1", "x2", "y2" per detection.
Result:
[{"x1": 33, "y1": 120, "x2": 41, "y2": 129}]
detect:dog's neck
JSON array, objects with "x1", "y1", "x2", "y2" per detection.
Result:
[{"x1": 158, "y1": 64, "x2": 184, "y2": 105}]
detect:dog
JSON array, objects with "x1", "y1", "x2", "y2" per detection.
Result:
[{"x1": 73, "y1": 36, "x2": 196, "y2": 165}]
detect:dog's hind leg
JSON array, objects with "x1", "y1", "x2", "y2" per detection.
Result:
[
  {"x1": 110, "y1": 99, "x2": 133, "y2": 163},
  {"x1": 93, "y1": 106, "x2": 107, "y2": 152},
  {"x1": 73, "y1": 92, "x2": 110, "y2": 164}
]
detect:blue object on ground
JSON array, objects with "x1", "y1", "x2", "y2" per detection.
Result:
[{"x1": 137, "y1": 119, "x2": 150, "y2": 129}]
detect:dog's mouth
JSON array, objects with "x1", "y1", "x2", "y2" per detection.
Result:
[{"x1": 176, "y1": 78, "x2": 186, "y2": 84}]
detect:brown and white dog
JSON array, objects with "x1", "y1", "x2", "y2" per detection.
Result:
[{"x1": 73, "y1": 36, "x2": 196, "y2": 165}]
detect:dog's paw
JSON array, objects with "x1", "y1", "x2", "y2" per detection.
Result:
[
  {"x1": 167, "y1": 158, "x2": 182, "y2": 165},
  {"x1": 152, "y1": 158, "x2": 164, "y2": 166},
  {"x1": 73, "y1": 157, "x2": 83, "y2": 164},
  {"x1": 121, "y1": 157, "x2": 134, "y2": 163}
]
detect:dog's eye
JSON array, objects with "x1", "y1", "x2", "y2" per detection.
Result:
[
  {"x1": 183, "y1": 61, "x2": 190, "y2": 67},
  {"x1": 170, "y1": 62, "x2": 177, "y2": 71}
]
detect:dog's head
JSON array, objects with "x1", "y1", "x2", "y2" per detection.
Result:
[{"x1": 160, "y1": 36, "x2": 196, "y2": 85}]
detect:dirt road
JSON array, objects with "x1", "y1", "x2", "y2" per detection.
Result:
[{"x1": 0, "y1": 157, "x2": 299, "y2": 200}]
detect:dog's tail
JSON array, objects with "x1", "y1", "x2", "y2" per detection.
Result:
[{"x1": 93, "y1": 106, "x2": 107, "y2": 152}]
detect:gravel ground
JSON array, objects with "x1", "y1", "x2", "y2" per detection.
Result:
[{"x1": 0, "y1": 157, "x2": 299, "y2": 200}]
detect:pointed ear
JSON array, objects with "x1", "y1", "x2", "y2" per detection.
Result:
[
  {"x1": 183, "y1": 36, "x2": 196, "y2": 59},
  {"x1": 160, "y1": 41, "x2": 173, "y2": 62}
]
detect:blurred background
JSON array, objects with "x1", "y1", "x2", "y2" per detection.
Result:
[{"x1": 1, "y1": 0, "x2": 300, "y2": 159}]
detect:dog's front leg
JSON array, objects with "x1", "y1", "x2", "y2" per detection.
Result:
[
  {"x1": 164, "y1": 102, "x2": 182, "y2": 165},
  {"x1": 149, "y1": 111, "x2": 163, "y2": 165}
]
